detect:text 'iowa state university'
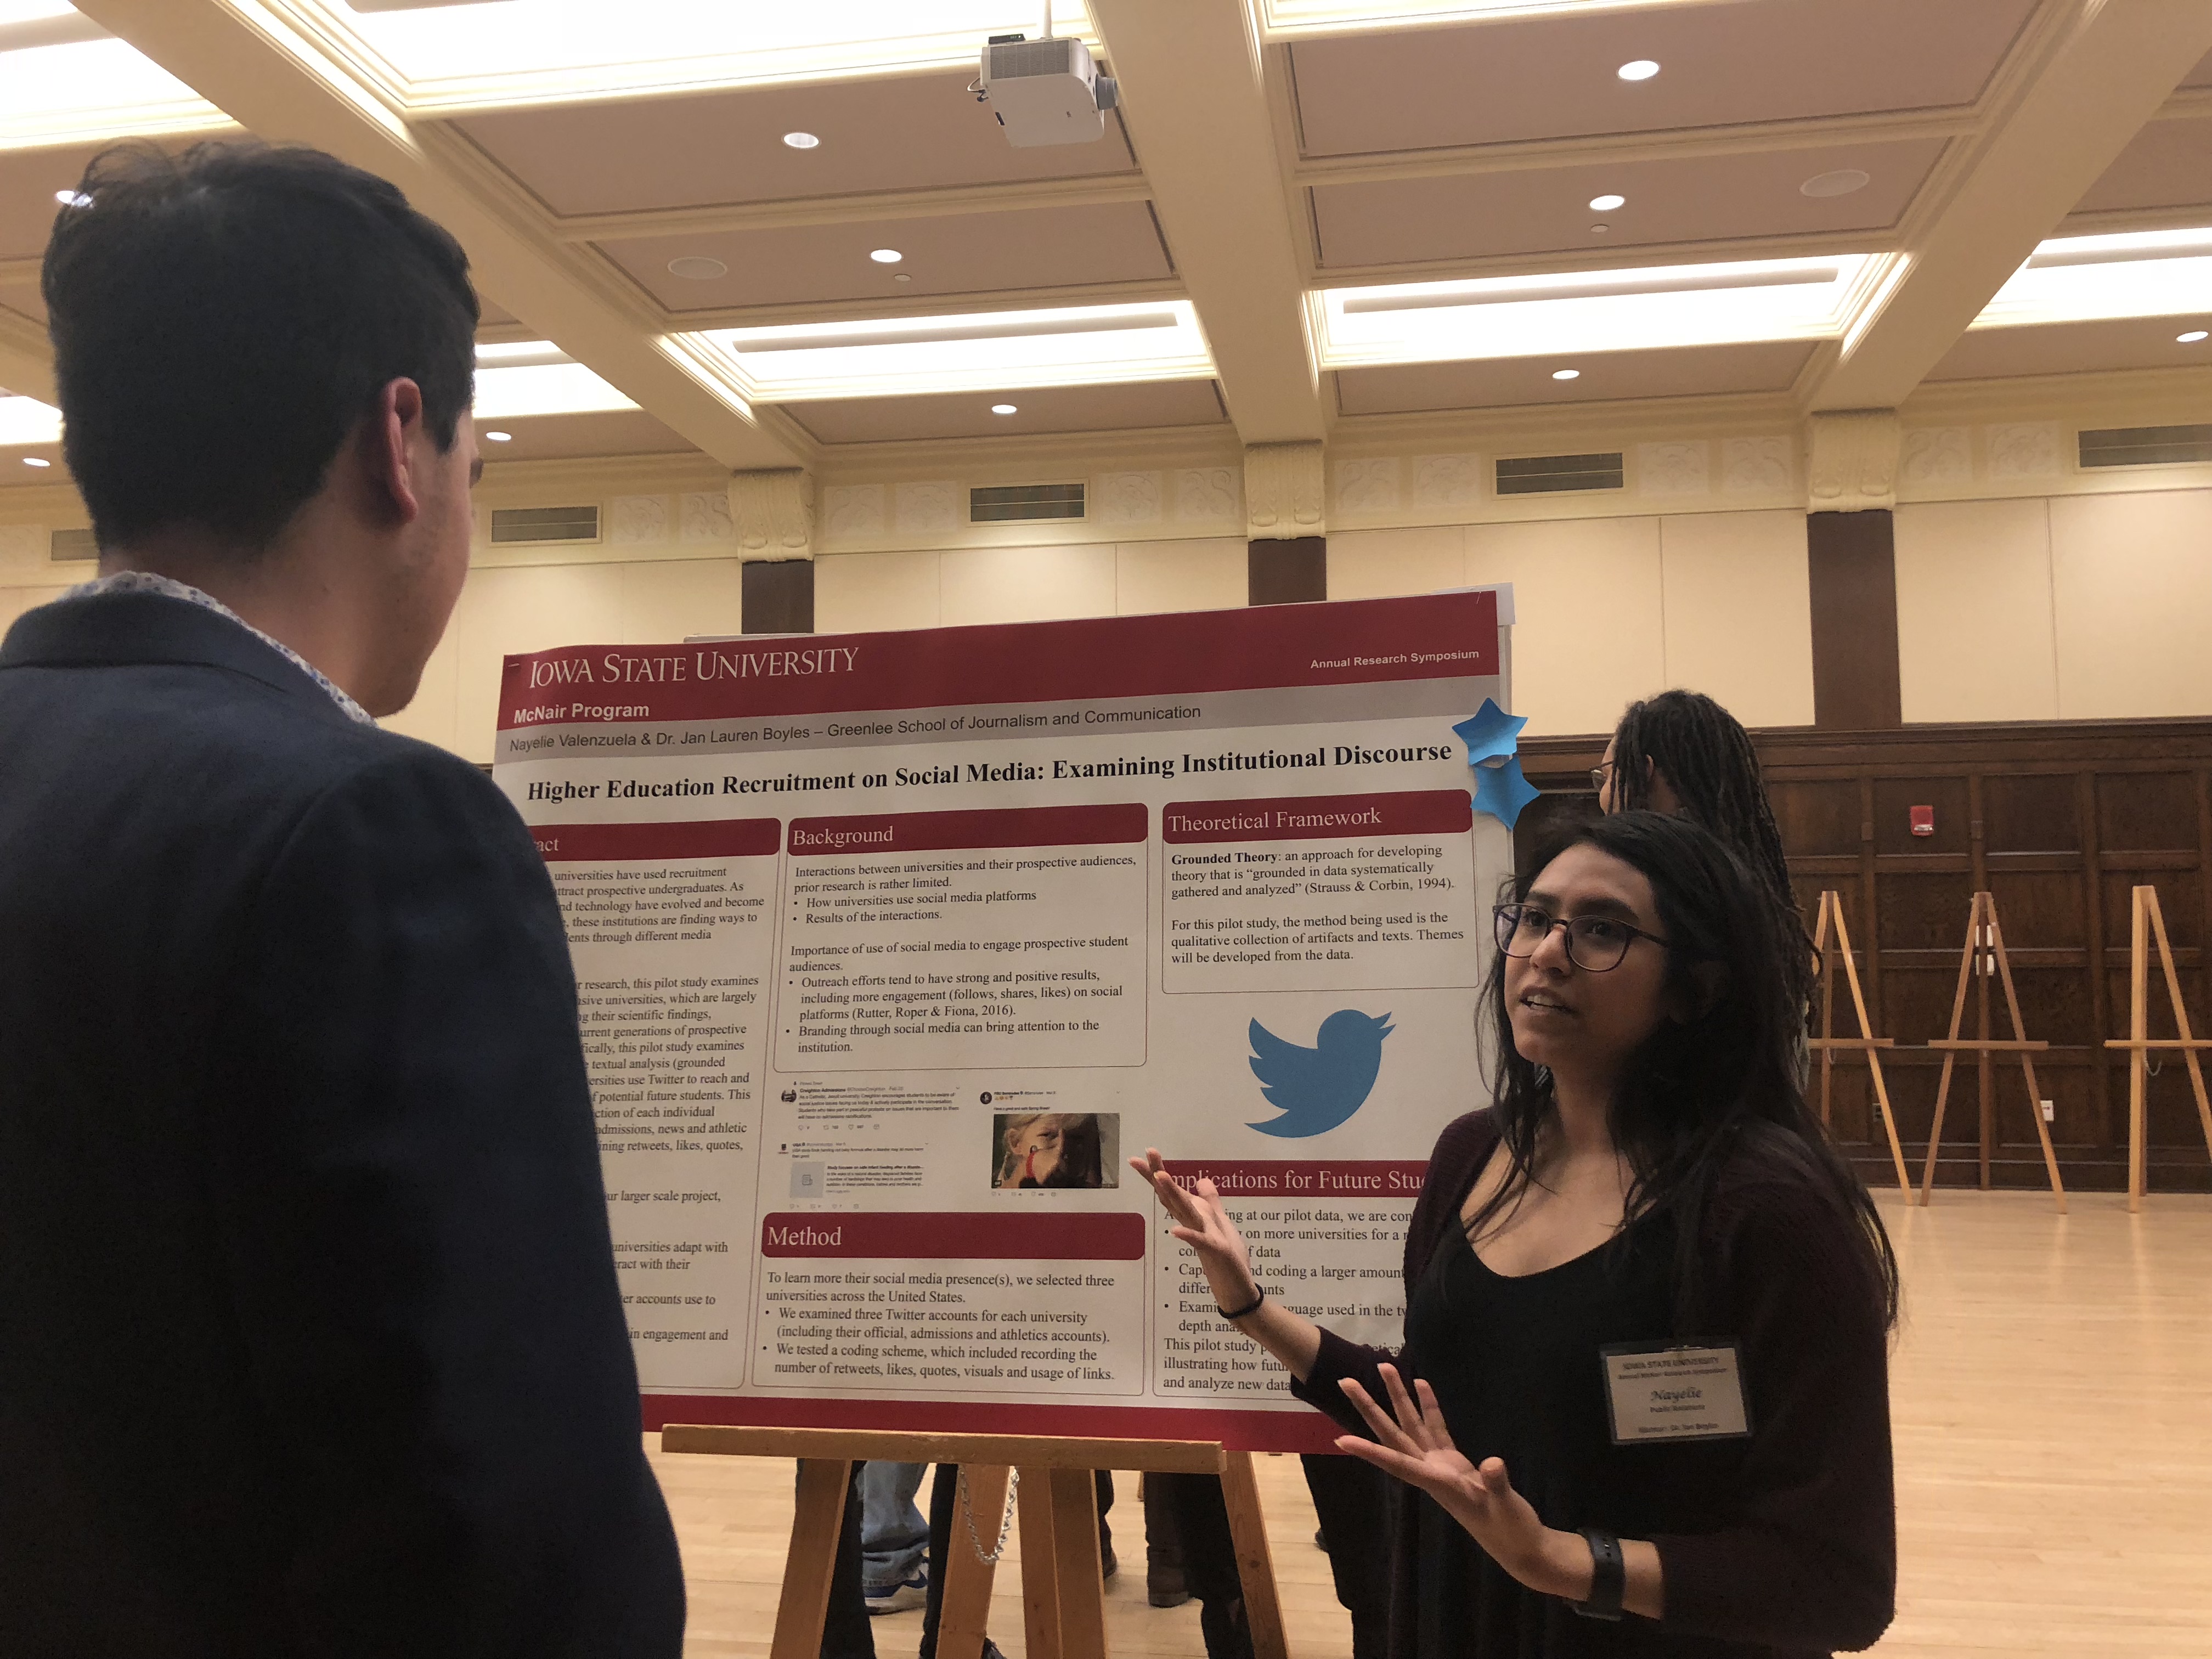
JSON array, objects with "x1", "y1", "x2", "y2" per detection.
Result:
[{"x1": 526, "y1": 646, "x2": 861, "y2": 691}]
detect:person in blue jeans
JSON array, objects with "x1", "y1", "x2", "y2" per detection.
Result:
[
  {"x1": 828, "y1": 1460, "x2": 1116, "y2": 1657},
  {"x1": 861, "y1": 1462, "x2": 932, "y2": 1613}
]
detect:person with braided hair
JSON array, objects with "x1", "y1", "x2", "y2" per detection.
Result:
[{"x1": 1595, "y1": 690, "x2": 1814, "y2": 1024}]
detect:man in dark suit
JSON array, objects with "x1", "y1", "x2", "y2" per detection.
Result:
[{"x1": 0, "y1": 142, "x2": 684, "y2": 1657}]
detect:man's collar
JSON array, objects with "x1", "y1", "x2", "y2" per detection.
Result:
[
  {"x1": 0, "y1": 584, "x2": 373, "y2": 727},
  {"x1": 52, "y1": 572, "x2": 374, "y2": 725}
]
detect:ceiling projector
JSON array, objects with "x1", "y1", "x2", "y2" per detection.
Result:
[{"x1": 978, "y1": 33, "x2": 1119, "y2": 147}]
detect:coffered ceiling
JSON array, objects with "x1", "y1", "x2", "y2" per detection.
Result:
[{"x1": 1, "y1": 0, "x2": 2209, "y2": 481}]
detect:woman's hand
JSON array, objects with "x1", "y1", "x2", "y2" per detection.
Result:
[
  {"x1": 1129, "y1": 1147, "x2": 1259, "y2": 1312},
  {"x1": 1336, "y1": 1364, "x2": 1590, "y2": 1602},
  {"x1": 1130, "y1": 1147, "x2": 1324, "y2": 1382}
]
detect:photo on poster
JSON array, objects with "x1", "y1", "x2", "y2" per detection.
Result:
[{"x1": 992, "y1": 1111, "x2": 1121, "y2": 1189}]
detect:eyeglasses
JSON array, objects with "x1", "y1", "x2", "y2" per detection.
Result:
[
  {"x1": 1589, "y1": 760, "x2": 1613, "y2": 793},
  {"x1": 1493, "y1": 902, "x2": 1668, "y2": 972}
]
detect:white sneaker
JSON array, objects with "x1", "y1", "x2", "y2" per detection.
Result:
[{"x1": 865, "y1": 1570, "x2": 928, "y2": 1615}]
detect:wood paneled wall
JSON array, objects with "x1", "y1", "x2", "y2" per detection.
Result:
[{"x1": 1519, "y1": 721, "x2": 2212, "y2": 1194}]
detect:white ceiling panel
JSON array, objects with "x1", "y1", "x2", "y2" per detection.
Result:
[
  {"x1": 1289, "y1": 0, "x2": 2036, "y2": 156},
  {"x1": 1312, "y1": 136, "x2": 1942, "y2": 268},
  {"x1": 2069, "y1": 116, "x2": 2212, "y2": 219},
  {"x1": 600, "y1": 201, "x2": 1171, "y2": 313},
  {"x1": 0, "y1": 0, "x2": 2201, "y2": 464},
  {"x1": 1929, "y1": 315, "x2": 2212, "y2": 381},
  {"x1": 453, "y1": 75, "x2": 1139, "y2": 218},
  {"x1": 1335, "y1": 338, "x2": 1814, "y2": 414},
  {"x1": 785, "y1": 379, "x2": 1228, "y2": 444},
  {"x1": 473, "y1": 408, "x2": 701, "y2": 461}
]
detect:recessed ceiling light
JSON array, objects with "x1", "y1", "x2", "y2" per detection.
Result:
[
  {"x1": 894, "y1": 273, "x2": 912, "y2": 283},
  {"x1": 1590, "y1": 224, "x2": 1610, "y2": 234},
  {"x1": 53, "y1": 189, "x2": 91, "y2": 208},
  {"x1": 667, "y1": 256, "x2": 728, "y2": 280},
  {"x1": 1617, "y1": 59, "x2": 1659, "y2": 81},
  {"x1": 1589, "y1": 194, "x2": 1626, "y2": 213},
  {"x1": 869, "y1": 249, "x2": 903, "y2": 264},
  {"x1": 782, "y1": 131, "x2": 820, "y2": 149},
  {"x1": 990, "y1": 403, "x2": 1018, "y2": 415},
  {"x1": 1551, "y1": 369, "x2": 1581, "y2": 381},
  {"x1": 22, "y1": 456, "x2": 51, "y2": 466},
  {"x1": 483, "y1": 430, "x2": 513, "y2": 442},
  {"x1": 1801, "y1": 168, "x2": 1871, "y2": 199},
  {"x1": 2179, "y1": 329, "x2": 2209, "y2": 343}
]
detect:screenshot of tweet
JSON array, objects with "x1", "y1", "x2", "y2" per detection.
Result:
[{"x1": 1160, "y1": 790, "x2": 1484, "y2": 994}]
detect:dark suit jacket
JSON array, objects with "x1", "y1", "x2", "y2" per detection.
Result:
[{"x1": 0, "y1": 591, "x2": 685, "y2": 1657}]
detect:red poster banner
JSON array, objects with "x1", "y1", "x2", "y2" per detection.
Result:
[
  {"x1": 528, "y1": 819, "x2": 780, "y2": 862},
  {"x1": 788, "y1": 803, "x2": 1147, "y2": 856},
  {"x1": 1161, "y1": 790, "x2": 1472, "y2": 844},
  {"x1": 500, "y1": 589, "x2": 1499, "y2": 726},
  {"x1": 760, "y1": 1210, "x2": 1145, "y2": 1260}
]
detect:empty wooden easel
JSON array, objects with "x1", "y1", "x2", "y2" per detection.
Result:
[
  {"x1": 2100, "y1": 884, "x2": 2212, "y2": 1213},
  {"x1": 1917, "y1": 892, "x2": 2066, "y2": 1211},
  {"x1": 1807, "y1": 890, "x2": 1910, "y2": 1192}
]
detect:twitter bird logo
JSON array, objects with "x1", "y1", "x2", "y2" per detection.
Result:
[{"x1": 1245, "y1": 1010, "x2": 1394, "y2": 1138}]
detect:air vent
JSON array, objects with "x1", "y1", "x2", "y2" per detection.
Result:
[
  {"x1": 1495, "y1": 452, "x2": 1624, "y2": 496},
  {"x1": 2078, "y1": 424, "x2": 2212, "y2": 470},
  {"x1": 969, "y1": 482, "x2": 1086, "y2": 524},
  {"x1": 49, "y1": 528, "x2": 97, "y2": 562},
  {"x1": 985, "y1": 36, "x2": 1080, "y2": 78},
  {"x1": 489, "y1": 504, "x2": 600, "y2": 545}
]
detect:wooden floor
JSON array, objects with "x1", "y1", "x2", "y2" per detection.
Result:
[{"x1": 651, "y1": 1190, "x2": 2212, "y2": 1658}]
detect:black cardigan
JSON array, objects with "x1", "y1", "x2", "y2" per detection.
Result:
[{"x1": 1290, "y1": 1109, "x2": 1895, "y2": 1656}]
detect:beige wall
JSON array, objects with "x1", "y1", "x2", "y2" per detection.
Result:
[
  {"x1": 1896, "y1": 488, "x2": 2212, "y2": 723},
  {"x1": 1330, "y1": 508, "x2": 1814, "y2": 736},
  {"x1": 12, "y1": 482, "x2": 2207, "y2": 764},
  {"x1": 407, "y1": 509, "x2": 1812, "y2": 762},
  {"x1": 1895, "y1": 497, "x2": 2060, "y2": 724},
  {"x1": 814, "y1": 537, "x2": 1248, "y2": 634},
  {"x1": 388, "y1": 556, "x2": 751, "y2": 761},
  {"x1": 2050, "y1": 489, "x2": 2212, "y2": 720}
]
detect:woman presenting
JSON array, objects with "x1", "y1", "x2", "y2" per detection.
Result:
[{"x1": 1134, "y1": 812, "x2": 1898, "y2": 1656}]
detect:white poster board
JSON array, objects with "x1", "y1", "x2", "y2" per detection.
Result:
[{"x1": 494, "y1": 591, "x2": 1510, "y2": 1449}]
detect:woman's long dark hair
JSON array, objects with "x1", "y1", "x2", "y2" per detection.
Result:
[
  {"x1": 1473, "y1": 811, "x2": 1898, "y2": 1332},
  {"x1": 1610, "y1": 690, "x2": 1812, "y2": 1017}
]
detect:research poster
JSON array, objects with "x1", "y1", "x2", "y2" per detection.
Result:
[{"x1": 493, "y1": 590, "x2": 1511, "y2": 1450}]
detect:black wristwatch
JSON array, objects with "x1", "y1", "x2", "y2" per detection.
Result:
[{"x1": 1571, "y1": 1528, "x2": 1625, "y2": 1621}]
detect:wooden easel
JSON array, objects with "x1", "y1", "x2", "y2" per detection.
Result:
[
  {"x1": 2100, "y1": 885, "x2": 2212, "y2": 1213},
  {"x1": 1917, "y1": 892, "x2": 2066, "y2": 1211},
  {"x1": 1807, "y1": 890, "x2": 1911, "y2": 1193},
  {"x1": 659, "y1": 1425, "x2": 1288, "y2": 1659}
]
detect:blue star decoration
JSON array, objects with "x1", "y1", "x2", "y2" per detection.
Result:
[
  {"x1": 1472, "y1": 755, "x2": 1542, "y2": 829},
  {"x1": 1452, "y1": 698, "x2": 1527, "y2": 768}
]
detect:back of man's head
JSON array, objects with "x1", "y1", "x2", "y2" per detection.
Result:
[{"x1": 43, "y1": 141, "x2": 479, "y2": 556}]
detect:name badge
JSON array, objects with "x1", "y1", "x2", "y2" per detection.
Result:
[{"x1": 1600, "y1": 1342, "x2": 1751, "y2": 1444}]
